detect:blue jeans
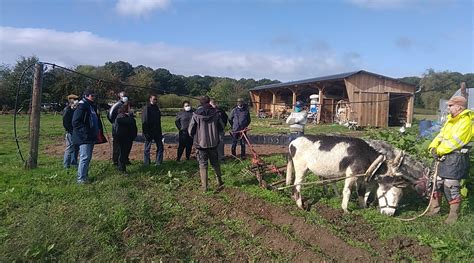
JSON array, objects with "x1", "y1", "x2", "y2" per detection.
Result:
[
  {"x1": 77, "y1": 143, "x2": 94, "y2": 183},
  {"x1": 144, "y1": 139, "x2": 164, "y2": 165},
  {"x1": 63, "y1": 133, "x2": 79, "y2": 168}
]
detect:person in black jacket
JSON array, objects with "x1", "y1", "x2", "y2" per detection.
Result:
[
  {"x1": 62, "y1": 94, "x2": 79, "y2": 168},
  {"x1": 175, "y1": 101, "x2": 193, "y2": 161},
  {"x1": 229, "y1": 98, "x2": 251, "y2": 159},
  {"x1": 210, "y1": 99, "x2": 228, "y2": 161},
  {"x1": 188, "y1": 96, "x2": 224, "y2": 192},
  {"x1": 108, "y1": 91, "x2": 128, "y2": 166},
  {"x1": 142, "y1": 95, "x2": 164, "y2": 166},
  {"x1": 72, "y1": 89, "x2": 104, "y2": 184},
  {"x1": 113, "y1": 102, "x2": 137, "y2": 173}
]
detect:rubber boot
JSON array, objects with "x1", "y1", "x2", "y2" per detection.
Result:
[
  {"x1": 214, "y1": 165, "x2": 224, "y2": 191},
  {"x1": 199, "y1": 168, "x2": 208, "y2": 192},
  {"x1": 444, "y1": 201, "x2": 460, "y2": 224},
  {"x1": 427, "y1": 191, "x2": 442, "y2": 216},
  {"x1": 241, "y1": 144, "x2": 246, "y2": 159},
  {"x1": 231, "y1": 145, "x2": 237, "y2": 157}
]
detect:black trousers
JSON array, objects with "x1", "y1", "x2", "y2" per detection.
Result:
[
  {"x1": 231, "y1": 132, "x2": 246, "y2": 157},
  {"x1": 117, "y1": 139, "x2": 133, "y2": 172},
  {"x1": 112, "y1": 137, "x2": 120, "y2": 164},
  {"x1": 114, "y1": 136, "x2": 130, "y2": 165},
  {"x1": 177, "y1": 130, "x2": 193, "y2": 161}
]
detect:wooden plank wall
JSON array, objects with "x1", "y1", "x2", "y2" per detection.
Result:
[{"x1": 345, "y1": 73, "x2": 415, "y2": 127}]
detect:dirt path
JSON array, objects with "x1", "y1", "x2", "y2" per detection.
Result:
[{"x1": 44, "y1": 141, "x2": 288, "y2": 161}]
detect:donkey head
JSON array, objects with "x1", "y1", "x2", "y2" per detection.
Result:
[{"x1": 375, "y1": 149, "x2": 431, "y2": 216}]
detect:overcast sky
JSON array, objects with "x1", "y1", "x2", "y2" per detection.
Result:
[{"x1": 0, "y1": 0, "x2": 472, "y2": 81}]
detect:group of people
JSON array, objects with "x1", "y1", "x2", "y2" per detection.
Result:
[
  {"x1": 62, "y1": 90, "x2": 252, "y2": 191},
  {"x1": 62, "y1": 91, "x2": 471, "y2": 223}
]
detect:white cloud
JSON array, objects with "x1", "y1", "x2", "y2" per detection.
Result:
[
  {"x1": 115, "y1": 0, "x2": 170, "y2": 17},
  {"x1": 0, "y1": 26, "x2": 362, "y2": 81}
]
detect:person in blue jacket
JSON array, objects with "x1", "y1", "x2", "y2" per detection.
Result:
[
  {"x1": 72, "y1": 89, "x2": 104, "y2": 184},
  {"x1": 229, "y1": 98, "x2": 251, "y2": 159}
]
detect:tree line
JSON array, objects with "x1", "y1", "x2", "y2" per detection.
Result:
[{"x1": 1, "y1": 56, "x2": 473, "y2": 112}]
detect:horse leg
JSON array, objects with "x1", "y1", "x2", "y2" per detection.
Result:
[
  {"x1": 293, "y1": 161, "x2": 307, "y2": 209},
  {"x1": 341, "y1": 169, "x2": 357, "y2": 213},
  {"x1": 356, "y1": 178, "x2": 367, "y2": 208},
  {"x1": 332, "y1": 183, "x2": 340, "y2": 197},
  {"x1": 286, "y1": 156, "x2": 294, "y2": 186}
]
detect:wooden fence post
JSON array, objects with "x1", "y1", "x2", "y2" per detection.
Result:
[
  {"x1": 460, "y1": 82, "x2": 467, "y2": 100},
  {"x1": 26, "y1": 63, "x2": 43, "y2": 169}
]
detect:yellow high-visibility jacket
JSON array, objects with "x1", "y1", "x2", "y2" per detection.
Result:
[{"x1": 429, "y1": 109, "x2": 473, "y2": 155}]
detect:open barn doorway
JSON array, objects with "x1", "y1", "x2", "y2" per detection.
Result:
[{"x1": 388, "y1": 93, "x2": 409, "y2": 126}]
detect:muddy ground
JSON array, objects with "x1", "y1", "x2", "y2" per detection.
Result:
[
  {"x1": 44, "y1": 141, "x2": 289, "y2": 162},
  {"x1": 44, "y1": 140, "x2": 432, "y2": 261}
]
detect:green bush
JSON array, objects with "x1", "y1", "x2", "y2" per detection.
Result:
[{"x1": 157, "y1": 94, "x2": 197, "y2": 108}]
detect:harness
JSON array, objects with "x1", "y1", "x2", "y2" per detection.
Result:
[{"x1": 377, "y1": 186, "x2": 401, "y2": 210}]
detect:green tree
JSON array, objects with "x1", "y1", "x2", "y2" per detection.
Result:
[{"x1": 0, "y1": 56, "x2": 39, "y2": 110}]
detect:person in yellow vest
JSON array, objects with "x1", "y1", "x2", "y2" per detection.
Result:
[{"x1": 427, "y1": 96, "x2": 472, "y2": 224}]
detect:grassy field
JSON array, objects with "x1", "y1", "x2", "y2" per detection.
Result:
[{"x1": 0, "y1": 114, "x2": 473, "y2": 261}]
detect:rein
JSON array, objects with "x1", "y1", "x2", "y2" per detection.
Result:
[
  {"x1": 395, "y1": 161, "x2": 439, "y2": 222},
  {"x1": 276, "y1": 173, "x2": 369, "y2": 190}
]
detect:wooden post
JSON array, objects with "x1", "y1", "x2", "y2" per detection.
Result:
[
  {"x1": 460, "y1": 82, "x2": 468, "y2": 100},
  {"x1": 290, "y1": 87, "x2": 297, "y2": 110},
  {"x1": 26, "y1": 63, "x2": 43, "y2": 169},
  {"x1": 317, "y1": 84, "x2": 324, "y2": 124},
  {"x1": 271, "y1": 91, "x2": 277, "y2": 119}
]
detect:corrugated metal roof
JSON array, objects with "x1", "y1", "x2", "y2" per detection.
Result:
[{"x1": 250, "y1": 70, "x2": 415, "y2": 91}]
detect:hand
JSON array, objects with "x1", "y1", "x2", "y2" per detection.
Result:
[{"x1": 430, "y1": 148, "x2": 439, "y2": 159}]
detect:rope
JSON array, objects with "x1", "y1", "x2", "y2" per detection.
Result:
[
  {"x1": 396, "y1": 161, "x2": 440, "y2": 222},
  {"x1": 276, "y1": 173, "x2": 368, "y2": 190}
]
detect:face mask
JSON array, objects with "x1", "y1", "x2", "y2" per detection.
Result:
[
  {"x1": 238, "y1": 105, "x2": 243, "y2": 109},
  {"x1": 122, "y1": 96, "x2": 128, "y2": 103},
  {"x1": 295, "y1": 107, "x2": 302, "y2": 112},
  {"x1": 184, "y1": 106, "x2": 191, "y2": 111}
]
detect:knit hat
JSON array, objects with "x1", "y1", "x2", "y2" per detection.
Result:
[{"x1": 447, "y1": 96, "x2": 467, "y2": 107}]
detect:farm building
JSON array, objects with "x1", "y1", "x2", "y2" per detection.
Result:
[{"x1": 249, "y1": 70, "x2": 416, "y2": 128}]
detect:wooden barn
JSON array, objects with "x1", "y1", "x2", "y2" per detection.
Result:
[{"x1": 249, "y1": 70, "x2": 416, "y2": 128}]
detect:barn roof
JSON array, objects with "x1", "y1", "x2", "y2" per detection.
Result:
[{"x1": 250, "y1": 70, "x2": 415, "y2": 91}]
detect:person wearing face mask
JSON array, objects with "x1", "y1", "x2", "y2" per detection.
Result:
[
  {"x1": 108, "y1": 91, "x2": 129, "y2": 166},
  {"x1": 175, "y1": 101, "x2": 194, "y2": 161},
  {"x1": 142, "y1": 94, "x2": 164, "y2": 166},
  {"x1": 62, "y1": 94, "x2": 80, "y2": 168},
  {"x1": 229, "y1": 98, "x2": 251, "y2": 159},
  {"x1": 72, "y1": 89, "x2": 104, "y2": 184},
  {"x1": 286, "y1": 101, "x2": 308, "y2": 142},
  {"x1": 427, "y1": 96, "x2": 472, "y2": 224}
]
